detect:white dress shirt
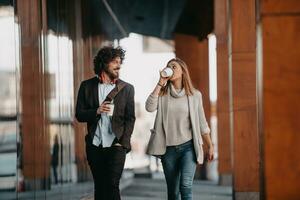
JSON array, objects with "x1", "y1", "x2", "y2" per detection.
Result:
[{"x1": 92, "y1": 82, "x2": 117, "y2": 147}]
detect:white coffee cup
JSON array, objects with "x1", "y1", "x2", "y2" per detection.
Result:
[
  {"x1": 107, "y1": 103, "x2": 114, "y2": 116},
  {"x1": 161, "y1": 67, "x2": 174, "y2": 78}
]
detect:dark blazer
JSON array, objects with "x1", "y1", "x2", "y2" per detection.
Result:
[{"x1": 75, "y1": 76, "x2": 135, "y2": 151}]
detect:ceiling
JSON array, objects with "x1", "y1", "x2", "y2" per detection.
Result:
[{"x1": 1, "y1": 0, "x2": 214, "y2": 41}]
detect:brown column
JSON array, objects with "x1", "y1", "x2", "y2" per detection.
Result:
[
  {"x1": 81, "y1": 0, "x2": 98, "y2": 78},
  {"x1": 175, "y1": 34, "x2": 211, "y2": 179},
  {"x1": 82, "y1": 37, "x2": 95, "y2": 78},
  {"x1": 71, "y1": 0, "x2": 90, "y2": 182},
  {"x1": 214, "y1": 0, "x2": 232, "y2": 186},
  {"x1": 259, "y1": 1, "x2": 300, "y2": 199},
  {"x1": 175, "y1": 34, "x2": 210, "y2": 118},
  {"x1": 230, "y1": 0, "x2": 260, "y2": 199},
  {"x1": 18, "y1": 0, "x2": 50, "y2": 189}
]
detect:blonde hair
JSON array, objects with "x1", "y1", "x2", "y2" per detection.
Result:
[{"x1": 160, "y1": 58, "x2": 195, "y2": 96}]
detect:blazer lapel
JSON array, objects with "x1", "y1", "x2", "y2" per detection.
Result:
[
  {"x1": 188, "y1": 95, "x2": 196, "y2": 134},
  {"x1": 161, "y1": 89, "x2": 170, "y2": 136},
  {"x1": 92, "y1": 77, "x2": 100, "y2": 107}
]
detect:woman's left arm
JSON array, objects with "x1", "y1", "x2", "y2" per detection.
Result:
[
  {"x1": 198, "y1": 92, "x2": 214, "y2": 161},
  {"x1": 202, "y1": 134, "x2": 213, "y2": 148},
  {"x1": 202, "y1": 134, "x2": 214, "y2": 162}
]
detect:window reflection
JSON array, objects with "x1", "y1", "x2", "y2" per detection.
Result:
[
  {"x1": 0, "y1": 4, "x2": 19, "y2": 197},
  {"x1": 46, "y1": 33, "x2": 75, "y2": 185},
  {"x1": 0, "y1": 121, "x2": 17, "y2": 191},
  {"x1": 47, "y1": 33, "x2": 74, "y2": 120},
  {"x1": 0, "y1": 2, "x2": 77, "y2": 198}
]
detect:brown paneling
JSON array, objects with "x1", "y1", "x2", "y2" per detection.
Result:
[
  {"x1": 215, "y1": 0, "x2": 232, "y2": 176},
  {"x1": 216, "y1": 43, "x2": 230, "y2": 113},
  {"x1": 18, "y1": 0, "x2": 50, "y2": 179},
  {"x1": 232, "y1": 53, "x2": 259, "y2": 191},
  {"x1": 232, "y1": 53, "x2": 257, "y2": 111},
  {"x1": 231, "y1": 0, "x2": 256, "y2": 52},
  {"x1": 72, "y1": 0, "x2": 88, "y2": 181},
  {"x1": 80, "y1": 0, "x2": 96, "y2": 79},
  {"x1": 231, "y1": 0, "x2": 260, "y2": 194},
  {"x1": 262, "y1": 15, "x2": 300, "y2": 200},
  {"x1": 216, "y1": 49, "x2": 232, "y2": 173},
  {"x1": 233, "y1": 109, "x2": 260, "y2": 191},
  {"x1": 214, "y1": 0, "x2": 228, "y2": 39},
  {"x1": 217, "y1": 112, "x2": 232, "y2": 172},
  {"x1": 261, "y1": 0, "x2": 300, "y2": 15},
  {"x1": 216, "y1": 42, "x2": 231, "y2": 173},
  {"x1": 83, "y1": 37, "x2": 95, "y2": 78}
]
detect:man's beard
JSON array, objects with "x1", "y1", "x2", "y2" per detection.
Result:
[{"x1": 104, "y1": 67, "x2": 119, "y2": 80}]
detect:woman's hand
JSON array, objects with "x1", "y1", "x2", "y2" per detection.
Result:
[
  {"x1": 151, "y1": 69, "x2": 170, "y2": 97},
  {"x1": 158, "y1": 69, "x2": 170, "y2": 86},
  {"x1": 207, "y1": 145, "x2": 214, "y2": 162},
  {"x1": 201, "y1": 134, "x2": 214, "y2": 162}
]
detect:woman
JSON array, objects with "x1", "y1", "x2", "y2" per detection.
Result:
[{"x1": 145, "y1": 58, "x2": 214, "y2": 200}]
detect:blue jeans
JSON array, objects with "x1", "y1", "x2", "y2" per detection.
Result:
[{"x1": 161, "y1": 140, "x2": 197, "y2": 200}]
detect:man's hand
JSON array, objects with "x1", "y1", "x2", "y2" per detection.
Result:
[
  {"x1": 113, "y1": 143, "x2": 122, "y2": 146},
  {"x1": 97, "y1": 101, "x2": 111, "y2": 115}
]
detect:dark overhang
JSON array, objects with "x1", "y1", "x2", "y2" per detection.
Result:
[{"x1": 46, "y1": 0, "x2": 214, "y2": 41}]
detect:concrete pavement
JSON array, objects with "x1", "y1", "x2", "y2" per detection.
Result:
[
  {"x1": 82, "y1": 172, "x2": 232, "y2": 200},
  {"x1": 0, "y1": 172, "x2": 232, "y2": 200},
  {"x1": 121, "y1": 178, "x2": 232, "y2": 200}
]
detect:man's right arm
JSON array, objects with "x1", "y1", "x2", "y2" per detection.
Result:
[{"x1": 75, "y1": 82, "x2": 98, "y2": 123}]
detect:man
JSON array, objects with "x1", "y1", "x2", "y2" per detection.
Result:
[{"x1": 75, "y1": 46, "x2": 135, "y2": 200}]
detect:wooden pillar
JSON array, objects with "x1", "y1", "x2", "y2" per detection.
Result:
[
  {"x1": 81, "y1": 0, "x2": 97, "y2": 78},
  {"x1": 259, "y1": 1, "x2": 300, "y2": 199},
  {"x1": 71, "y1": 0, "x2": 90, "y2": 182},
  {"x1": 18, "y1": 0, "x2": 50, "y2": 190},
  {"x1": 175, "y1": 34, "x2": 210, "y2": 118},
  {"x1": 214, "y1": 0, "x2": 232, "y2": 186},
  {"x1": 82, "y1": 36, "x2": 95, "y2": 78},
  {"x1": 175, "y1": 34, "x2": 211, "y2": 179},
  {"x1": 230, "y1": 0, "x2": 260, "y2": 199}
]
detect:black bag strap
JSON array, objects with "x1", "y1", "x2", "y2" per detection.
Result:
[{"x1": 104, "y1": 81, "x2": 127, "y2": 102}]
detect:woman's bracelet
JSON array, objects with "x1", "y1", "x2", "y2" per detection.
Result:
[{"x1": 157, "y1": 82, "x2": 164, "y2": 87}]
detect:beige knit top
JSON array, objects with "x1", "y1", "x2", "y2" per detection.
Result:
[{"x1": 166, "y1": 86, "x2": 193, "y2": 146}]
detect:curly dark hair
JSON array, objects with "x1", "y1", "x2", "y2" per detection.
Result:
[{"x1": 93, "y1": 46, "x2": 125, "y2": 75}]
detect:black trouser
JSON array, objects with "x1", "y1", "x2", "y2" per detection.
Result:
[{"x1": 86, "y1": 144, "x2": 126, "y2": 200}]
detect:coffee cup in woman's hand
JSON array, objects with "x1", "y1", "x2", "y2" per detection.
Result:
[
  {"x1": 161, "y1": 67, "x2": 174, "y2": 78},
  {"x1": 158, "y1": 69, "x2": 171, "y2": 86}
]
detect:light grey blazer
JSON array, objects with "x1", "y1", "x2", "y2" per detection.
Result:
[{"x1": 145, "y1": 89, "x2": 210, "y2": 164}]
